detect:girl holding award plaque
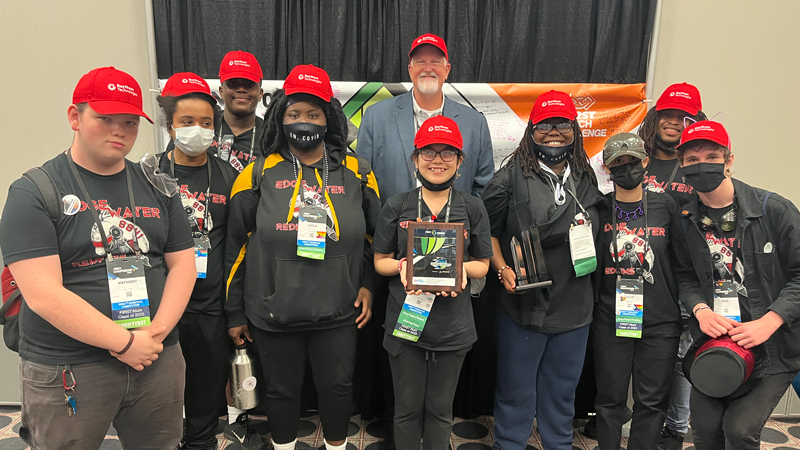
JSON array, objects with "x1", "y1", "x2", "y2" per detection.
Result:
[
  {"x1": 481, "y1": 90, "x2": 605, "y2": 450},
  {"x1": 373, "y1": 116, "x2": 492, "y2": 450},
  {"x1": 593, "y1": 133, "x2": 681, "y2": 450}
]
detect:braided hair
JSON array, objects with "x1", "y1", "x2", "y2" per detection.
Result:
[
  {"x1": 502, "y1": 120, "x2": 596, "y2": 185},
  {"x1": 638, "y1": 108, "x2": 707, "y2": 157},
  {"x1": 260, "y1": 89, "x2": 349, "y2": 155}
]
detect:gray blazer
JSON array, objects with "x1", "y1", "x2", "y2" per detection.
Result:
[{"x1": 356, "y1": 90, "x2": 494, "y2": 203}]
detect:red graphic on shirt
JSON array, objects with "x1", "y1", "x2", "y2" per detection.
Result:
[
  {"x1": 706, "y1": 232, "x2": 734, "y2": 281},
  {"x1": 644, "y1": 175, "x2": 694, "y2": 195}
]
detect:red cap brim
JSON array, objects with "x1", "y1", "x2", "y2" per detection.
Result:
[
  {"x1": 88, "y1": 100, "x2": 153, "y2": 123},
  {"x1": 531, "y1": 110, "x2": 576, "y2": 124}
]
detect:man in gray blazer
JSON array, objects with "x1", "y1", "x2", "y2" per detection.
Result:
[{"x1": 357, "y1": 33, "x2": 494, "y2": 203}]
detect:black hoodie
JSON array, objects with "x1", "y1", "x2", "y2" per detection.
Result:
[{"x1": 224, "y1": 140, "x2": 381, "y2": 331}]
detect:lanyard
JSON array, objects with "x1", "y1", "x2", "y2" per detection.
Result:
[
  {"x1": 416, "y1": 187, "x2": 453, "y2": 223},
  {"x1": 218, "y1": 121, "x2": 256, "y2": 163},
  {"x1": 611, "y1": 190, "x2": 649, "y2": 280},
  {"x1": 666, "y1": 159, "x2": 681, "y2": 186},
  {"x1": 169, "y1": 151, "x2": 212, "y2": 235},
  {"x1": 286, "y1": 146, "x2": 340, "y2": 239},
  {"x1": 67, "y1": 149, "x2": 142, "y2": 258},
  {"x1": 564, "y1": 173, "x2": 590, "y2": 221},
  {"x1": 540, "y1": 163, "x2": 570, "y2": 205}
]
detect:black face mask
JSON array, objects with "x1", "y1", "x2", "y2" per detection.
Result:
[
  {"x1": 531, "y1": 136, "x2": 574, "y2": 165},
  {"x1": 609, "y1": 160, "x2": 646, "y2": 191},
  {"x1": 655, "y1": 135, "x2": 678, "y2": 155},
  {"x1": 416, "y1": 169, "x2": 456, "y2": 192},
  {"x1": 683, "y1": 162, "x2": 727, "y2": 193},
  {"x1": 283, "y1": 122, "x2": 326, "y2": 152}
]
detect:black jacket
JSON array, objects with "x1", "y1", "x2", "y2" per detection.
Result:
[
  {"x1": 482, "y1": 160, "x2": 605, "y2": 333},
  {"x1": 224, "y1": 140, "x2": 381, "y2": 332},
  {"x1": 672, "y1": 179, "x2": 800, "y2": 375}
]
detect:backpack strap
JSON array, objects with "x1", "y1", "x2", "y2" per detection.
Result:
[
  {"x1": 762, "y1": 192, "x2": 778, "y2": 246},
  {"x1": 251, "y1": 156, "x2": 266, "y2": 191},
  {"x1": 23, "y1": 167, "x2": 61, "y2": 223},
  {"x1": 210, "y1": 155, "x2": 235, "y2": 189},
  {"x1": 0, "y1": 290, "x2": 21, "y2": 325},
  {"x1": 356, "y1": 154, "x2": 371, "y2": 188}
]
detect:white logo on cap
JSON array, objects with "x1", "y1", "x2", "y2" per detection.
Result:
[
  {"x1": 229, "y1": 61, "x2": 234, "y2": 66},
  {"x1": 433, "y1": 125, "x2": 452, "y2": 133},
  {"x1": 690, "y1": 125, "x2": 714, "y2": 134},
  {"x1": 541, "y1": 101, "x2": 547, "y2": 107},
  {"x1": 544, "y1": 100, "x2": 565, "y2": 107},
  {"x1": 688, "y1": 128, "x2": 695, "y2": 134},
  {"x1": 298, "y1": 74, "x2": 304, "y2": 80},
  {"x1": 428, "y1": 126, "x2": 434, "y2": 132},
  {"x1": 301, "y1": 74, "x2": 322, "y2": 84},
  {"x1": 673, "y1": 91, "x2": 692, "y2": 100},
  {"x1": 231, "y1": 60, "x2": 251, "y2": 68},
  {"x1": 108, "y1": 84, "x2": 116, "y2": 91},
  {"x1": 670, "y1": 92, "x2": 675, "y2": 97},
  {"x1": 418, "y1": 36, "x2": 438, "y2": 44},
  {"x1": 182, "y1": 79, "x2": 188, "y2": 83}
]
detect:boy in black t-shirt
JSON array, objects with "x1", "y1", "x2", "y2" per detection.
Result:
[
  {"x1": 0, "y1": 67, "x2": 196, "y2": 449},
  {"x1": 672, "y1": 121, "x2": 800, "y2": 450}
]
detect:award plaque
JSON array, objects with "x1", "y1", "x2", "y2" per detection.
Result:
[
  {"x1": 406, "y1": 222, "x2": 465, "y2": 293},
  {"x1": 510, "y1": 226, "x2": 552, "y2": 291}
]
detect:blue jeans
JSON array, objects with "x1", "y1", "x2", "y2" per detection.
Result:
[
  {"x1": 492, "y1": 314, "x2": 589, "y2": 450},
  {"x1": 664, "y1": 330, "x2": 693, "y2": 434}
]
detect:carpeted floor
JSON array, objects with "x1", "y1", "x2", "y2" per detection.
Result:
[{"x1": 2, "y1": 405, "x2": 800, "y2": 449}]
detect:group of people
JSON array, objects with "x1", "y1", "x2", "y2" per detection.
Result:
[{"x1": 1, "y1": 32, "x2": 798, "y2": 450}]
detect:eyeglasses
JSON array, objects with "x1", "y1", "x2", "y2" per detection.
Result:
[
  {"x1": 419, "y1": 149, "x2": 459, "y2": 162},
  {"x1": 534, "y1": 122, "x2": 573, "y2": 134},
  {"x1": 224, "y1": 79, "x2": 258, "y2": 90}
]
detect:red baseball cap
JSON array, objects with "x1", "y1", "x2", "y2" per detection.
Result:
[
  {"x1": 529, "y1": 90, "x2": 577, "y2": 123},
  {"x1": 409, "y1": 33, "x2": 448, "y2": 60},
  {"x1": 219, "y1": 50, "x2": 263, "y2": 83},
  {"x1": 414, "y1": 116, "x2": 463, "y2": 150},
  {"x1": 161, "y1": 72, "x2": 214, "y2": 100},
  {"x1": 283, "y1": 65, "x2": 333, "y2": 102},
  {"x1": 656, "y1": 82, "x2": 702, "y2": 115},
  {"x1": 678, "y1": 120, "x2": 730, "y2": 149},
  {"x1": 72, "y1": 67, "x2": 152, "y2": 123}
]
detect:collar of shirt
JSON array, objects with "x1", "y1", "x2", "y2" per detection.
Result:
[{"x1": 411, "y1": 89, "x2": 444, "y2": 132}]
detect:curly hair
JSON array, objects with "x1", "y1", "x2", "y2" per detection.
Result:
[
  {"x1": 502, "y1": 120, "x2": 596, "y2": 185},
  {"x1": 260, "y1": 89, "x2": 349, "y2": 155},
  {"x1": 156, "y1": 93, "x2": 222, "y2": 131},
  {"x1": 638, "y1": 108, "x2": 707, "y2": 157}
]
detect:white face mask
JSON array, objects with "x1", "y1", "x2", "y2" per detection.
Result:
[{"x1": 173, "y1": 125, "x2": 214, "y2": 157}]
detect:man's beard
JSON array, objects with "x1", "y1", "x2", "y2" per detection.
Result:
[{"x1": 416, "y1": 74, "x2": 440, "y2": 95}]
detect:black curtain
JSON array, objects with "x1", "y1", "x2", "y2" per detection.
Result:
[{"x1": 154, "y1": 0, "x2": 656, "y2": 83}]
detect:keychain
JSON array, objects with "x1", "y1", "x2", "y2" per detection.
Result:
[{"x1": 63, "y1": 366, "x2": 77, "y2": 416}]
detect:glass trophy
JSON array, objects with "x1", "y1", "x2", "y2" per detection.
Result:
[{"x1": 510, "y1": 226, "x2": 552, "y2": 291}]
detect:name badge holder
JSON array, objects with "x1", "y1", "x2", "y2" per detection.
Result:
[
  {"x1": 566, "y1": 176, "x2": 597, "y2": 277},
  {"x1": 171, "y1": 151, "x2": 213, "y2": 278},
  {"x1": 218, "y1": 135, "x2": 234, "y2": 162},
  {"x1": 393, "y1": 293, "x2": 436, "y2": 342},
  {"x1": 67, "y1": 150, "x2": 151, "y2": 329},
  {"x1": 293, "y1": 149, "x2": 331, "y2": 260},
  {"x1": 612, "y1": 191, "x2": 649, "y2": 338},
  {"x1": 712, "y1": 220, "x2": 743, "y2": 322}
]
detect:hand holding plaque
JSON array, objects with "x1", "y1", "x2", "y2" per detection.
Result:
[
  {"x1": 406, "y1": 222, "x2": 465, "y2": 294},
  {"x1": 510, "y1": 226, "x2": 552, "y2": 291}
]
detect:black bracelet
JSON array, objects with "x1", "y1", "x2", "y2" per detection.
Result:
[{"x1": 118, "y1": 331, "x2": 135, "y2": 355}]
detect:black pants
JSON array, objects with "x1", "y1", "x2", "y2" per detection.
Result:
[
  {"x1": 178, "y1": 313, "x2": 232, "y2": 450},
  {"x1": 385, "y1": 335, "x2": 468, "y2": 450},
  {"x1": 591, "y1": 321, "x2": 678, "y2": 450},
  {"x1": 250, "y1": 324, "x2": 357, "y2": 444},
  {"x1": 690, "y1": 371, "x2": 795, "y2": 450}
]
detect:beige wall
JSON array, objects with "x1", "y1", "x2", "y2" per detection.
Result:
[
  {"x1": 0, "y1": 0, "x2": 155, "y2": 209},
  {"x1": 653, "y1": 0, "x2": 800, "y2": 204}
]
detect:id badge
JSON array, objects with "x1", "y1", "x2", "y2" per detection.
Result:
[
  {"x1": 218, "y1": 135, "x2": 234, "y2": 161},
  {"x1": 194, "y1": 236, "x2": 210, "y2": 279},
  {"x1": 106, "y1": 256, "x2": 151, "y2": 329},
  {"x1": 615, "y1": 278, "x2": 644, "y2": 338},
  {"x1": 392, "y1": 293, "x2": 436, "y2": 342},
  {"x1": 713, "y1": 280, "x2": 741, "y2": 322},
  {"x1": 569, "y1": 217, "x2": 597, "y2": 277},
  {"x1": 297, "y1": 205, "x2": 327, "y2": 260}
]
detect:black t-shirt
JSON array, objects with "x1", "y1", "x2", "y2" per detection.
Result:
[
  {"x1": 0, "y1": 153, "x2": 194, "y2": 365},
  {"x1": 596, "y1": 192, "x2": 682, "y2": 337},
  {"x1": 167, "y1": 116, "x2": 265, "y2": 173},
  {"x1": 372, "y1": 188, "x2": 493, "y2": 351},
  {"x1": 159, "y1": 151, "x2": 238, "y2": 315},
  {"x1": 644, "y1": 158, "x2": 696, "y2": 207}
]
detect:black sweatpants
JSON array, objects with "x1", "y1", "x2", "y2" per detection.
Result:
[
  {"x1": 591, "y1": 321, "x2": 678, "y2": 450},
  {"x1": 178, "y1": 312, "x2": 232, "y2": 450},
  {"x1": 384, "y1": 335, "x2": 469, "y2": 450},
  {"x1": 690, "y1": 371, "x2": 795, "y2": 450},
  {"x1": 250, "y1": 324, "x2": 357, "y2": 444}
]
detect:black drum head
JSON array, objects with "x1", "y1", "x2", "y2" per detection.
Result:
[{"x1": 690, "y1": 347, "x2": 747, "y2": 398}]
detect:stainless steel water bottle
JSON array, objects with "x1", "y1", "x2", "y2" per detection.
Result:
[{"x1": 230, "y1": 344, "x2": 259, "y2": 410}]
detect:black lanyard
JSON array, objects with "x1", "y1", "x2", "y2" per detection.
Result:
[
  {"x1": 169, "y1": 151, "x2": 212, "y2": 235},
  {"x1": 292, "y1": 147, "x2": 329, "y2": 205},
  {"x1": 564, "y1": 174, "x2": 590, "y2": 222},
  {"x1": 67, "y1": 149, "x2": 141, "y2": 258},
  {"x1": 417, "y1": 187, "x2": 453, "y2": 223},
  {"x1": 611, "y1": 190, "x2": 649, "y2": 280}
]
